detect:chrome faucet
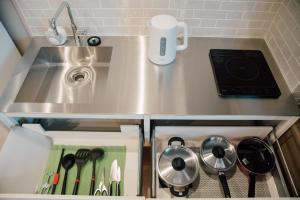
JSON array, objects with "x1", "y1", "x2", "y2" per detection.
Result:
[{"x1": 49, "y1": 1, "x2": 81, "y2": 45}]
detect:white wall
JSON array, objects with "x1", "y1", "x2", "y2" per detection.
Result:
[
  {"x1": 265, "y1": 0, "x2": 300, "y2": 103},
  {"x1": 14, "y1": 0, "x2": 283, "y2": 38}
]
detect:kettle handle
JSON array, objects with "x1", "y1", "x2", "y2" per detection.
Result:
[{"x1": 176, "y1": 22, "x2": 188, "y2": 51}]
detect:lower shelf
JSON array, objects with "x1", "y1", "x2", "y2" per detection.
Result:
[
  {"x1": 153, "y1": 126, "x2": 283, "y2": 198},
  {"x1": 156, "y1": 150, "x2": 272, "y2": 198}
]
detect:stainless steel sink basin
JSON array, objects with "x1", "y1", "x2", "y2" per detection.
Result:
[{"x1": 15, "y1": 46, "x2": 113, "y2": 103}]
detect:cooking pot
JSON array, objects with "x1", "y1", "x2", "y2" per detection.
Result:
[
  {"x1": 158, "y1": 137, "x2": 199, "y2": 197},
  {"x1": 237, "y1": 137, "x2": 275, "y2": 197},
  {"x1": 200, "y1": 135, "x2": 237, "y2": 198}
]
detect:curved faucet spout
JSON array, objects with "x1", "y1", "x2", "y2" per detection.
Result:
[{"x1": 49, "y1": 1, "x2": 81, "y2": 45}]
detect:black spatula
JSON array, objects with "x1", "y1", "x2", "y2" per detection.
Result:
[{"x1": 72, "y1": 149, "x2": 90, "y2": 195}]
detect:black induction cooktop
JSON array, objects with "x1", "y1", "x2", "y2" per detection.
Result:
[{"x1": 209, "y1": 49, "x2": 281, "y2": 98}]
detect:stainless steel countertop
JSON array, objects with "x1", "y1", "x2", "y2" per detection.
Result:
[{"x1": 0, "y1": 36, "x2": 299, "y2": 118}]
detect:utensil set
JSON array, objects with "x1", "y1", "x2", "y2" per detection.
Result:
[{"x1": 41, "y1": 148, "x2": 122, "y2": 196}]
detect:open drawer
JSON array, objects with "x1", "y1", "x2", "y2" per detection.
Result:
[
  {"x1": 151, "y1": 126, "x2": 286, "y2": 199},
  {"x1": 0, "y1": 124, "x2": 143, "y2": 199}
]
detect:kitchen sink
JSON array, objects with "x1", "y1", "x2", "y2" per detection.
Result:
[{"x1": 15, "y1": 46, "x2": 113, "y2": 104}]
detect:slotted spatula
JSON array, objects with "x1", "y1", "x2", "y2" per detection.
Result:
[{"x1": 72, "y1": 149, "x2": 90, "y2": 195}]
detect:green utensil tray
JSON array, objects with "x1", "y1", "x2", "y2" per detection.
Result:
[{"x1": 39, "y1": 145, "x2": 126, "y2": 196}]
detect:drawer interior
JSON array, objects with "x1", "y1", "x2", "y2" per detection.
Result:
[
  {"x1": 40, "y1": 145, "x2": 126, "y2": 195},
  {"x1": 0, "y1": 124, "x2": 141, "y2": 197},
  {"x1": 152, "y1": 126, "x2": 281, "y2": 198}
]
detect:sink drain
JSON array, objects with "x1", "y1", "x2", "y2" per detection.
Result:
[
  {"x1": 73, "y1": 73, "x2": 85, "y2": 81},
  {"x1": 65, "y1": 66, "x2": 93, "y2": 87}
]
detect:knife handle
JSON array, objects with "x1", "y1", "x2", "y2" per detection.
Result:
[
  {"x1": 109, "y1": 183, "x2": 113, "y2": 196},
  {"x1": 117, "y1": 182, "x2": 120, "y2": 196}
]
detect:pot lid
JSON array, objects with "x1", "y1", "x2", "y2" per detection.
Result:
[
  {"x1": 237, "y1": 137, "x2": 275, "y2": 174},
  {"x1": 158, "y1": 145, "x2": 199, "y2": 187},
  {"x1": 200, "y1": 136, "x2": 237, "y2": 171}
]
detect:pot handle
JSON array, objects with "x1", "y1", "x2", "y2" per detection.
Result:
[
  {"x1": 170, "y1": 186, "x2": 189, "y2": 197},
  {"x1": 218, "y1": 172, "x2": 231, "y2": 198},
  {"x1": 248, "y1": 173, "x2": 256, "y2": 197},
  {"x1": 168, "y1": 137, "x2": 185, "y2": 146}
]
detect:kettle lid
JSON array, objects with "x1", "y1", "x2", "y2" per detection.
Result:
[{"x1": 150, "y1": 15, "x2": 177, "y2": 29}]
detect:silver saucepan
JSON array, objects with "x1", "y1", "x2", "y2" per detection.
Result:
[
  {"x1": 158, "y1": 137, "x2": 200, "y2": 197},
  {"x1": 200, "y1": 135, "x2": 237, "y2": 198}
]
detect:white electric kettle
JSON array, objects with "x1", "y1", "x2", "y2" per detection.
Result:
[{"x1": 148, "y1": 15, "x2": 188, "y2": 65}]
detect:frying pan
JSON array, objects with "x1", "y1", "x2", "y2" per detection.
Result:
[{"x1": 237, "y1": 137, "x2": 275, "y2": 197}]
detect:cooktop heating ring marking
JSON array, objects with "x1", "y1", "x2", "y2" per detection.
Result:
[{"x1": 224, "y1": 57, "x2": 260, "y2": 81}]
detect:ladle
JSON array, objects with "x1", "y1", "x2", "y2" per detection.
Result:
[
  {"x1": 89, "y1": 148, "x2": 105, "y2": 195},
  {"x1": 61, "y1": 154, "x2": 75, "y2": 195}
]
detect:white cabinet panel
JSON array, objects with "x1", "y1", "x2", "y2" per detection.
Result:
[{"x1": 0, "y1": 22, "x2": 21, "y2": 96}]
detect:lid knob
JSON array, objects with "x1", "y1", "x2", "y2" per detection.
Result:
[
  {"x1": 172, "y1": 157, "x2": 186, "y2": 171},
  {"x1": 212, "y1": 146, "x2": 225, "y2": 158}
]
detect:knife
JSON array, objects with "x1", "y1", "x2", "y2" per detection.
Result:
[
  {"x1": 109, "y1": 160, "x2": 118, "y2": 196},
  {"x1": 116, "y1": 166, "x2": 121, "y2": 196}
]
